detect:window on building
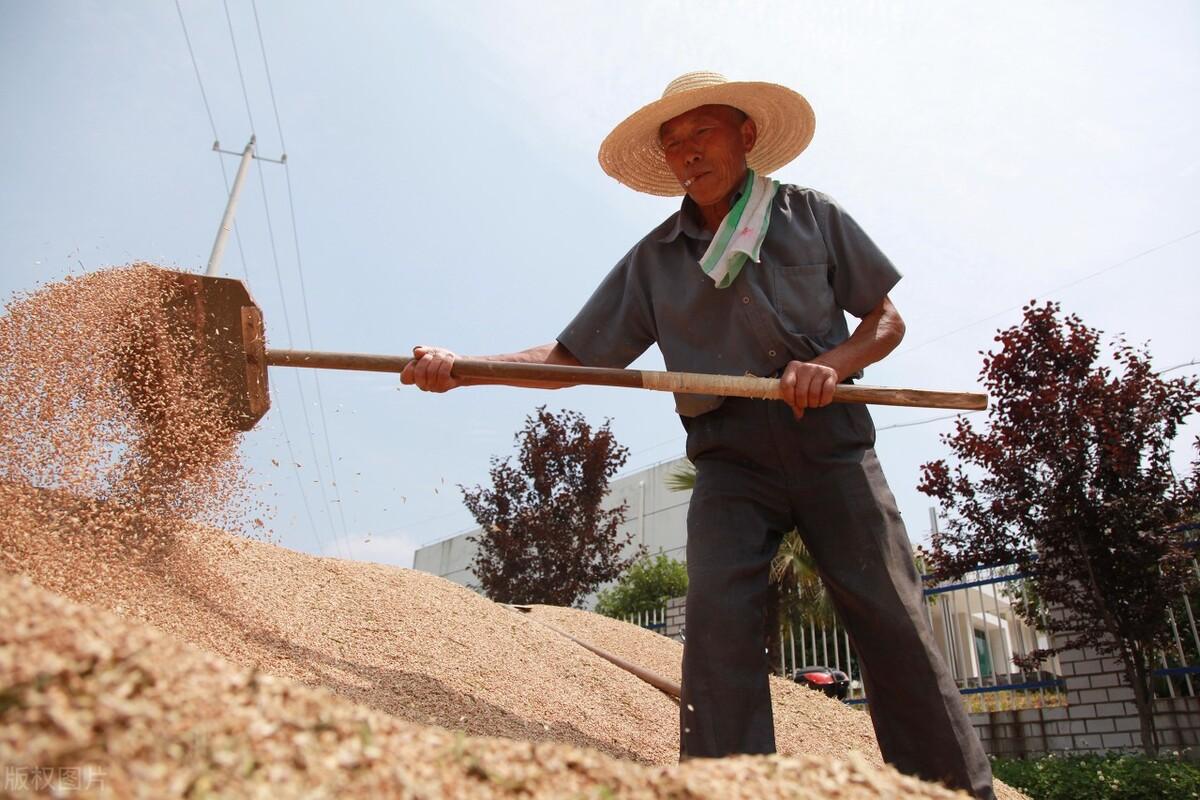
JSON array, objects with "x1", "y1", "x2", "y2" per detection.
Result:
[{"x1": 974, "y1": 628, "x2": 993, "y2": 679}]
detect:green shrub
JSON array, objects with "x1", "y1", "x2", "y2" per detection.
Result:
[
  {"x1": 594, "y1": 553, "x2": 687, "y2": 620},
  {"x1": 991, "y1": 753, "x2": 1200, "y2": 800}
]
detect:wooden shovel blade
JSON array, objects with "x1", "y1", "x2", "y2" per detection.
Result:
[{"x1": 152, "y1": 270, "x2": 271, "y2": 432}]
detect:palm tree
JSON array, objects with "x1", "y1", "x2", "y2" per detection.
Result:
[
  {"x1": 770, "y1": 528, "x2": 836, "y2": 627},
  {"x1": 663, "y1": 462, "x2": 698, "y2": 493},
  {"x1": 666, "y1": 462, "x2": 834, "y2": 673}
]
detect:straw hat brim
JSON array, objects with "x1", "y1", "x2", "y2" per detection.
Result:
[{"x1": 598, "y1": 81, "x2": 815, "y2": 197}]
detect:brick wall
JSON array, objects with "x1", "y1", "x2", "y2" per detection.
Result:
[
  {"x1": 664, "y1": 596, "x2": 686, "y2": 641},
  {"x1": 970, "y1": 639, "x2": 1200, "y2": 756},
  {"x1": 971, "y1": 706, "x2": 1063, "y2": 756}
]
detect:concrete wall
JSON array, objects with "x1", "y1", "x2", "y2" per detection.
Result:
[
  {"x1": 411, "y1": 456, "x2": 692, "y2": 608},
  {"x1": 605, "y1": 456, "x2": 692, "y2": 563},
  {"x1": 970, "y1": 637, "x2": 1200, "y2": 756},
  {"x1": 410, "y1": 530, "x2": 479, "y2": 588}
]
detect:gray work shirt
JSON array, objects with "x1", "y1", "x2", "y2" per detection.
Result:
[{"x1": 558, "y1": 185, "x2": 902, "y2": 417}]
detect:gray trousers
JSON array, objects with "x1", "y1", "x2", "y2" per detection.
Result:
[{"x1": 678, "y1": 397, "x2": 994, "y2": 800}]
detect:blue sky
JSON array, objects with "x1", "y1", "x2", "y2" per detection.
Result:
[{"x1": 2, "y1": 1, "x2": 1198, "y2": 568}]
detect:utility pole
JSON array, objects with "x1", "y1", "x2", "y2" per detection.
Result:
[{"x1": 205, "y1": 135, "x2": 286, "y2": 277}]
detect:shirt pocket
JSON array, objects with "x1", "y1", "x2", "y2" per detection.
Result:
[{"x1": 771, "y1": 263, "x2": 836, "y2": 335}]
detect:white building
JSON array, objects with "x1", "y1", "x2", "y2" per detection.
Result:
[
  {"x1": 411, "y1": 456, "x2": 692, "y2": 601},
  {"x1": 925, "y1": 570, "x2": 1060, "y2": 688}
]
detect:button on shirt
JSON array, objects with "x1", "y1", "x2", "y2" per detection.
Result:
[{"x1": 557, "y1": 185, "x2": 902, "y2": 417}]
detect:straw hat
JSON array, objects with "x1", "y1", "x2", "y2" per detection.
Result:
[{"x1": 598, "y1": 71, "x2": 816, "y2": 197}]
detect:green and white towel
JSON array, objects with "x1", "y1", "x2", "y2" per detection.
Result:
[{"x1": 698, "y1": 168, "x2": 781, "y2": 288}]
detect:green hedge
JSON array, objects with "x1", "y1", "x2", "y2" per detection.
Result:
[{"x1": 992, "y1": 754, "x2": 1200, "y2": 800}]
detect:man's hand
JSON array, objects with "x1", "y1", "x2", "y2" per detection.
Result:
[
  {"x1": 400, "y1": 345, "x2": 461, "y2": 393},
  {"x1": 398, "y1": 342, "x2": 579, "y2": 393},
  {"x1": 777, "y1": 296, "x2": 905, "y2": 419},
  {"x1": 779, "y1": 360, "x2": 839, "y2": 419}
]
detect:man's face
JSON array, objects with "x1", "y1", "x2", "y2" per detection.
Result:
[{"x1": 659, "y1": 104, "x2": 757, "y2": 206}]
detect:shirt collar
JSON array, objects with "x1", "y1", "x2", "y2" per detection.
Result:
[{"x1": 657, "y1": 184, "x2": 748, "y2": 244}]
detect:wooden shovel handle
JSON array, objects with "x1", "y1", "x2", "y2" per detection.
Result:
[{"x1": 265, "y1": 349, "x2": 987, "y2": 411}]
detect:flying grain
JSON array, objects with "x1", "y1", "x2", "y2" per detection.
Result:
[{"x1": 0, "y1": 263, "x2": 257, "y2": 533}]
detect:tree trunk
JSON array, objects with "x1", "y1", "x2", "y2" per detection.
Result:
[
  {"x1": 1073, "y1": 530, "x2": 1161, "y2": 754},
  {"x1": 1125, "y1": 648, "x2": 1159, "y2": 756}
]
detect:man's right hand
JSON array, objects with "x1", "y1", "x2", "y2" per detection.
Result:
[{"x1": 400, "y1": 345, "x2": 461, "y2": 393}]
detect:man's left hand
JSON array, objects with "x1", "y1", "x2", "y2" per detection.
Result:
[{"x1": 779, "y1": 361, "x2": 840, "y2": 419}]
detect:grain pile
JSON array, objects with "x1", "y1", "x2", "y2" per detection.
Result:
[
  {"x1": 523, "y1": 607, "x2": 1026, "y2": 800},
  {"x1": 0, "y1": 264, "x2": 254, "y2": 532},
  {"x1": 1, "y1": 483, "x2": 862, "y2": 766},
  {"x1": 0, "y1": 484, "x2": 1025, "y2": 799},
  {"x1": 1, "y1": 482, "x2": 680, "y2": 764},
  {"x1": 1, "y1": 266, "x2": 1022, "y2": 798},
  {"x1": 2, "y1": 572, "x2": 974, "y2": 799},
  {"x1": 521, "y1": 604, "x2": 883, "y2": 765}
]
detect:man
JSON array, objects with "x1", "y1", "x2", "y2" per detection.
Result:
[{"x1": 401, "y1": 72, "x2": 994, "y2": 799}]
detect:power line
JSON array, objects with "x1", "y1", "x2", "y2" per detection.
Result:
[
  {"x1": 627, "y1": 433, "x2": 686, "y2": 457},
  {"x1": 1158, "y1": 360, "x2": 1199, "y2": 376},
  {"x1": 212, "y1": 1, "x2": 348, "y2": 554},
  {"x1": 286, "y1": 369, "x2": 349, "y2": 556},
  {"x1": 250, "y1": 0, "x2": 286, "y2": 150},
  {"x1": 174, "y1": 0, "x2": 253, "y2": 287},
  {"x1": 207, "y1": 147, "x2": 332, "y2": 553},
  {"x1": 893, "y1": 226, "x2": 1200, "y2": 360},
  {"x1": 174, "y1": 0, "x2": 219, "y2": 143},
  {"x1": 221, "y1": 0, "x2": 257, "y2": 134},
  {"x1": 249, "y1": 155, "x2": 349, "y2": 558},
  {"x1": 869, "y1": 357, "x2": 1200, "y2": 433},
  {"x1": 213, "y1": 8, "x2": 349, "y2": 558},
  {"x1": 252, "y1": 161, "x2": 295, "y2": 341},
  {"x1": 620, "y1": 405, "x2": 981, "y2": 474},
  {"x1": 216, "y1": 4, "x2": 349, "y2": 558},
  {"x1": 278, "y1": 165, "x2": 353, "y2": 549},
  {"x1": 250, "y1": 2, "x2": 355, "y2": 558},
  {"x1": 875, "y1": 410, "x2": 981, "y2": 433},
  {"x1": 306, "y1": 339, "x2": 356, "y2": 557},
  {"x1": 176, "y1": 0, "x2": 330, "y2": 556},
  {"x1": 274, "y1": 400, "x2": 327, "y2": 555}
]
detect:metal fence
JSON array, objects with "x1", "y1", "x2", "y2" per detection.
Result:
[
  {"x1": 836, "y1": 564, "x2": 1066, "y2": 708},
  {"x1": 623, "y1": 558, "x2": 1200, "y2": 708},
  {"x1": 1156, "y1": 552, "x2": 1200, "y2": 699},
  {"x1": 624, "y1": 606, "x2": 666, "y2": 633}
]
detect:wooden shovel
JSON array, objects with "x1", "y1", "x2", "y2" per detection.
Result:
[
  {"x1": 267, "y1": 349, "x2": 986, "y2": 412},
  {"x1": 152, "y1": 270, "x2": 986, "y2": 433}
]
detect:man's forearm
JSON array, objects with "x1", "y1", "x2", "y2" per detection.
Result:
[
  {"x1": 457, "y1": 342, "x2": 582, "y2": 388},
  {"x1": 811, "y1": 297, "x2": 905, "y2": 382}
]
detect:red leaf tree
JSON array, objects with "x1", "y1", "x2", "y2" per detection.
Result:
[
  {"x1": 919, "y1": 302, "x2": 1200, "y2": 755},
  {"x1": 462, "y1": 406, "x2": 642, "y2": 607}
]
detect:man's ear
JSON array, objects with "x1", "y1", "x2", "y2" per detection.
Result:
[{"x1": 741, "y1": 117, "x2": 758, "y2": 154}]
